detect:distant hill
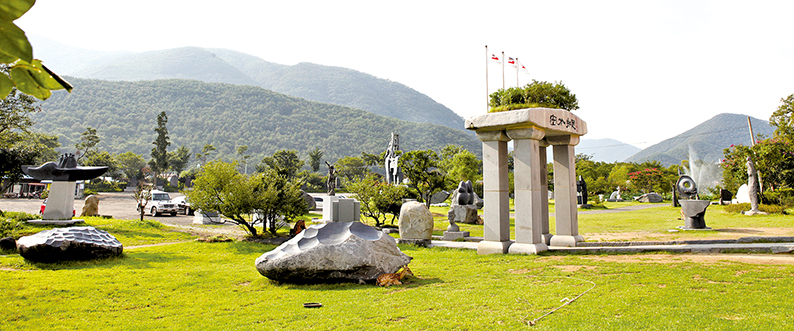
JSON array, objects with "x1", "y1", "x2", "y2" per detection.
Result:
[
  {"x1": 625, "y1": 113, "x2": 774, "y2": 166},
  {"x1": 31, "y1": 37, "x2": 466, "y2": 131},
  {"x1": 576, "y1": 138, "x2": 641, "y2": 162},
  {"x1": 32, "y1": 78, "x2": 481, "y2": 165}
]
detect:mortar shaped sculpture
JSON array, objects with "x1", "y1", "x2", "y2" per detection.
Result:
[{"x1": 676, "y1": 175, "x2": 711, "y2": 230}]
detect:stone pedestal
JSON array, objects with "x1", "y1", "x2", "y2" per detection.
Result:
[
  {"x1": 193, "y1": 211, "x2": 222, "y2": 224},
  {"x1": 42, "y1": 181, "x2": 76, "y2": 220},
  {"x1": 679, "y1": 200, "x2": 711, "y2": 229},
  {"x1": 447, "y1": 205, "x2": 478, "y2": 224},
  {"x1": 323, "y1": 197, "x2": 361, "y2": 222},
  {"x1": 442, "y1": 230, "x2": 470, "y2": 241}
]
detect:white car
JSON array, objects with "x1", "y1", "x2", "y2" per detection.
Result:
[
  {"x1": 171, "y1": 196, "x2": 194, "y2": 215},
  {"x1": 138, "y1": 190, "x2": 178, "y2": 216}
]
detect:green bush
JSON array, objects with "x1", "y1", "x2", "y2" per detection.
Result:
[
  {"x1": 489, "y1": 80, "x2": 579, "y2": 112},
  {"x1": 85, "y1": 180, "x2": 124, "y2": 192},
  {"x1": 724, "y1": 203, "x2": 786, "y2": 214},
  {"x1": 762, "y1": 188, "x2": 794, "y2": 207},
  {"x1": 0, "y1": 211, "x2": 37, "y2": 238}
]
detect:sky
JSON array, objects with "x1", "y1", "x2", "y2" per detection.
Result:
[{"x1": 16, "y1": 0, "x2": 794, "y2": 149}]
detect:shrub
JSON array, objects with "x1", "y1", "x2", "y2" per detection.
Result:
[
  {"x1": 85, "y1": 180, "x2": 124, "y2": 192},
  {"x1": 489, "y1": 80, "x2": 579, "y2": 112},
  {"x1": 724, "y1": 203, "x2": 786, "y2": 214}
]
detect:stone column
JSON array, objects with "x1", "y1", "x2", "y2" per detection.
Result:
[
  {"x1": 506, "y1": 128, "x2": 548, "y2": 254},
  {"x1": 549, "y1": 136, "x2": 584, "y2": 247},
  {"x1": 476, "y1": 130, "x2": 512, "y2": 254},
  {"x1": 539, "y1": 142, "x2": 552, "y2": 245},
  {"x1": 42, "y1": 181, "x2": 77, "y2": 220}
]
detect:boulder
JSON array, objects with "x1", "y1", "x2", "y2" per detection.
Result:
[
  {"x1": 80, "y1": 195, "x2": 100, "y2": 217},
  {"x1": 255, "y1": 222, "x2": 411, "y2": 283},
  {"x1": 429, "y1": 190, "x2": 450, "y2": 204},
  {"x1": 636, "y1": 192, "x2": 663, "y2": 203},
  {"x1": 472, "y1": 191, "x2": 484, "y2": 209},
  {"x1": 301, "y1": 191, "x2": 316, "y2": 210},
  {"x1": 447, "y1": 204, "x2": 479, "y2": 224},
  {"x1": 398, "y1": 201, "x2": 433, "y2": 240},
  {"x1": 16, "y1": 226, "x2": 123, "y2": 262}
]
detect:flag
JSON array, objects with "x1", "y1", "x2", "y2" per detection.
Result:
[
  {"x1": 517, "y1": 60, "x2": 529, "y2": 73},
  {"x1": 490, "y1": 54, "x2": 500, "y2": 63},
  {"x1": 507, "y1": 57, "x2": 516, "y2": 66}
]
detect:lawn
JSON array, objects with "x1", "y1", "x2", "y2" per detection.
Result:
[{"x1": 2, "y1": 204, "x2": 794, "y2": 329}]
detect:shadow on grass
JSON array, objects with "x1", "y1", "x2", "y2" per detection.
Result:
[
  {"x1": 715, "y1": 228, "x2": 764, "y2": 234},
  {"x1": 20, "y1": 250, "x2": 190, "y2": 270},
  {"x1": 274, "y1": 276, "x2": 445, "y2": 291}
]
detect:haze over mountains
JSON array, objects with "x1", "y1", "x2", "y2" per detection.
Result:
[{"x1": 31, "y1": 36, "x2": 465, "y2": 131}]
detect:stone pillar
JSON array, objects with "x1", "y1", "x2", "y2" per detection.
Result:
[
  {"x1": 42, "y1": 181, "x2": 77, "y2": 220},
  {"x1": 476, "y1": 131, "x2": 512, "y2": 254},
  {"x1": 549, "y1": 136, "x2": 583, "y2": 247},
  {"x1": 506, "y1": 128, "x2": 548, "y2": 254},
  {"x1": 539, "y1": 142, "x2": 552, "y2": 245}
]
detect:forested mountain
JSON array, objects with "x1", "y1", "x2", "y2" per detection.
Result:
[
  {"x1": 31, "y1": 37, "x2": 465, "y2": 131},
  {"x1": 31, "y1": 78, "x2": 481, "y2": 165},
  {"x1": 626, "y1": 113, "x2": 774, "y2": 166}
]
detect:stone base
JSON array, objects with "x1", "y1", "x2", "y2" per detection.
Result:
[
  {"x1": 578, "y1": 204, "x2": 593, "y2": 209},
  {"x1": 508, "y1": 242, "x2": 548, "y2": 254},
  {"x1": 396, "y1": 238, "x2": 431, "y2": 247},
  {"x1": 676, "y1": 226, "x2": 712, "y2": 231},
  {"x1": 442, "y1": 231, "x2": 470, "y2": 241},
  {"x1": 477, "y1": 240, "x2": 513, "y2": 255},
  {"x1": 541, "y1": 233, "x2": 554, "y2": 245},
  {"x1": 27, "y1": 219, "x2": 85, "y2": 226},
  {"x1": 743, "y1": 210, "x2": 768, "y2": 216},
  {"x1": 549, "y1": 234, "x2": 584, "y2": 247},
  {"x1": 193, "y1": 213, "x2": 222, "y2": 224}
]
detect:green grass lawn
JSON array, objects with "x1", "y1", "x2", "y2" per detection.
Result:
[{"x1": 2, "y1": 203, "x2": 794, "y2": 329}]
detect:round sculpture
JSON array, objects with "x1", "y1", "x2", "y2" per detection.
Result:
[
  {"x1": 676, "y1": 175, "x2": 698, "y2": 200},
  {"x1": 16, "y1": 226, "x2": 123, "y2": 262}
]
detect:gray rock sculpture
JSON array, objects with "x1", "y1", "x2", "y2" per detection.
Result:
[
  {"x1": 745, "y1": 156, "x2": 766, "y2": 216},
  {"x1": 455, "y1": 180, "x2": 474, "y2": 205},
  {"x1": 676, "y1": 173, "x2": 711, "y2": 229},
  {"x1": 429, "y1": 190, "x2": 450, "y2": 204},
  {"x1": 301, "y1": 191, "x2": 316, "y2": 211},
  {"x1": 472, "y1": 191, "x2": 484, "y2": 209},
  {"x1": 635, "y1": 192, "x2": 663, "y2": 203},
  {"x1": 255, "y1": 222, "x2": 411, "y2": 283},
  {"x1": 0, "y1": 237, "x2": 16, "y2": 250},
  {"x1": 607, "y1": 186, "x2": 623, "y2": 202},
  {"x1": 398, "y1": 201, "x2": 434, "y2": 244},
  {"x1": 16, "y1": 226, "x2": 123, "y2": 262}
]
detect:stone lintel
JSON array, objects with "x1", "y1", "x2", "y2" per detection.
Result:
[
  {"x1": 546, "y1": 135, "x2": 580, "y2": 146},
  {"x1": 466, "y1": 108, "x2": 587, "y2": 136},
  {"x1": 506, "y1": 127, "x2": 545, "y2": 141},
  {"x1": 476, "y1": 130, "x2": 510, "y2": 142}
]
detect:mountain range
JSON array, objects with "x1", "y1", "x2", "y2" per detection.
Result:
[
  {"x1": 30, "y1": 36, "x2": 465, "y2": 131},
  {"x1": 32, "y1": 78, "x2": 482, "y2": 164},
  {"x1": 625, "y1": 113, "x2": 774, "y2": 166}
]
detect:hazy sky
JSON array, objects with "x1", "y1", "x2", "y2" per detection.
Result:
[{"x1": 16, "y1": 0, "x2": 794, "y2": 149}]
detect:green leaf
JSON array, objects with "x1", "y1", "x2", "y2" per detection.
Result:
[
  {"x1": 10, "y1": 65, "x2": 52, "y2": 100},
  {"x1": 0, "y1": 20, "x2": 32, "y2": 62},
  {"x1": 0, "y1": 73, "x2": 13, "y2": 98},
  {"x1": 27, "y1": 59, "x2": 72, "y2": 91},
  {"x1": 0, "y1": 0, "x2": 35, "y2": 21}
]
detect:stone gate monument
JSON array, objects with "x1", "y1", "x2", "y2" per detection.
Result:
[{"x1": 465, "y1": 108, "x2": 587, "y2": 255}]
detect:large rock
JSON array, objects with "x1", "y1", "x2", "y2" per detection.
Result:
[
  {"x1": 636, "y1": 192, "x2": 663, "y2": 203},
  {"x1": 301, "y1": 191, "x2": 316, "y2": 210},
  {"x1": 80, "y1": 195, "x2": 100, "y2": 216},
  {"x1": 255, "y1": 222, "x2": 411, "y2": 283},
  {"x1": 447, "y1": 204, "x2": 479, "y2": 224},
  {"x1": 398, "y1": 201, "x2": 433, "y2": 240},
  {"x1": 16, "y1": 226, "x2": 123, "y2": 262}
]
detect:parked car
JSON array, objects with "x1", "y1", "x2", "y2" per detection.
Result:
[
  {"x1": 171, "y1": 196, "x2": 194, "y2": 215},
  {"x1": 40, "y1": 198, "x2": 76, "y2": 217},
  {"x1": 138, "y1": 190, "x2": 178, "y2": 216}
]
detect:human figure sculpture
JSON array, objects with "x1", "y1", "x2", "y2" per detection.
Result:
[
  {"x1": 384, "y1": 133, "x2": 403, "y2": 185},
  {"x1": 609, "y1": 186, "x2": 621, "y2": 200},
  {"x1": 325, "y1": 161, "x2": 336, "y2": 196},
  {"x1": 576, "y1": 176, "x2": 588, "y2": 205}
]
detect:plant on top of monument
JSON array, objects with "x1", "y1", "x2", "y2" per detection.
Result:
[
  {"x1": 489, "y1": 80, "x2": 579, "y2": 112},
  {"x1": 398, "y1": 149, "x2": 447, "y2": 208}
]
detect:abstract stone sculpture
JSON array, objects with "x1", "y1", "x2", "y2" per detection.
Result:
[
  {"x1": 636, "y1": 192, "x2": 663, "y2": 203},
  {"x1": 23, "y1": 154, "x2": 107, "y2": 223},
  {"x1": 255, "y1": 222, "x2": 412, "y2": 283},
  {"x1": 16, "y1": 226, "x2": 123, "y2": 262},
  {"x1": 676, "y1": 173, "x2": 711, "y2": 229},
  {"x1": 744, "y1": 156, "x2": 766, "y2": 215},
  {"x1": 80, "y1": 195, "x2": 100, "y2": 217},
  {"x1": 398, "y1": 201, "x2": 434, "y2": 244}
]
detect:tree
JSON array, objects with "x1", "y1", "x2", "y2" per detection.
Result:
[
  {"x1": 150, "y1": 111, "x2": 170, "y2": 179},
  {"x1": 628, "y1": 168, "x2": 663, "y2": 194},
  {"x1": 115, "y1": 152, "x2": 147, "y2": 181},
  {"x1": 334, "y1": 156, "x2": 369, "y2": 181},
  {"x1": 75, "y1": 127, "x2": 99, "y2": 162},
  {"x1": 770, "y1": 94, "x2": 794, "y2": 144},
  {"x1": 438, "y1": 145, "x2": 481, "y2": 190},
  {"x1": 132, "y1": 183, "x2": 152, "y2": 222},
  {"x1": 236, "y1": 145, "x2": 251, "y2": 174},
  {"x1": 185, "y1": 160, "x2": 308, "y2": 236},
  {"x1": 83, "y1": 151, "x2": 118, "y2": 178},
  {"x1": 308, "y1": 147, "x2": 323, "y2": 172},
  {"x1": 168, "y1": 145, "x2": 191, "y2": 175},
  {"x1": 256, "y1": 149, "x2": 304, "y2": 180},
  {"x1": 195, "y1": 144, "x2": 216, "y2": 166},
  {"x1": 0, "y1": 88, "x2": 49, "y2": 192},
  {"x1": 399, "y1": 150, "x2": 446, "y2": 208},
  {"x1": 347, "y1": 173, "x2": 410, "y2": 227},
  {"x1": 0, "y1": 1, "x2": 72, "y2": 100}
]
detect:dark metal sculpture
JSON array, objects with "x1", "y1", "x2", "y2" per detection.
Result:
[{"x1": 22, "y1": 153, "x2": 107, "y2": 181}]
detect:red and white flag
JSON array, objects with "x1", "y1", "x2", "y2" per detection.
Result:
[
  {"x1": 490, "y1": 54, "x2": 500, "y2": 63},
  {"x1": 507, "y1": 57, "x2": 516, "y2": 66}
]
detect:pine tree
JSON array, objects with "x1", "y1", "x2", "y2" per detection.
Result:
[{"x1": 150, "y1": 111, "x2": 170, "y2": 179}]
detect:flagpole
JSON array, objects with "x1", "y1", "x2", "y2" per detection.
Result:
[
  {"x1": 501, "y1": 51, "x2": 505, "y2": 90},
  {"x1": 485, "y1": 45, "x2": 489, "y2": 113},
  {"x1": 516, "y1": 57, "x2": 520, "y2": 87}
]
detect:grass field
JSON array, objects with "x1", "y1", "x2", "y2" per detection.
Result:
[{"x1": 2, "y1": 204, "x2": 794, "y2": 330}]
